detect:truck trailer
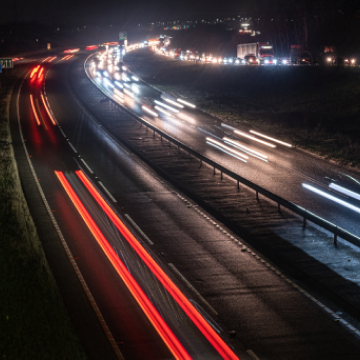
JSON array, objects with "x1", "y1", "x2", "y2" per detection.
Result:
[{"x1": 237, "y1": 42, "x2": 275, "y2": 64}]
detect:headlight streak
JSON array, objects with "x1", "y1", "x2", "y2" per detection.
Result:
[
  {"x1": 40, "y1": 94, "x2": 56, "y2": 125},
  {"x1": 114, "y1": 81, "x2": 124, "y2": 89},
  {"x1": 113, "y1": 94, "x2": 124, "y2": 103},
  {"x1": 124, "y1": 88, "x2": 136, "y2": 98},
  {"x1": 177, "y1": 99, "x2": 196, "y2": 108},
  {"x1": 329, "y1": 183, "x2": 360, "y2": 201},
  {"x1": 154, "y1": 106, "x2": 172, "y2": 117},
  {"x1": 206, "y1": 137, "x2": 248, "y2": 161},
  {"x1": 223, "y1": 137, "x2": 268, "y2": 162},
  {"x1": 163, "y1": 98, "x2": 184, "y2": 108},
  {"x1": 30, "y1": 95, "x2": 41, "y2": 126},
  {"x1": 302, "y1": 183, "x2": 360, "y2": 214},
  {"x1": 113, "y1": 88, "x2": 123, "y2": 97},
  {"x1": 132, "y1": 76, "x2": 139, "y2": 81},
  {"x1": 249, "y1": 130, "x2": 292, "y2": 147},
  {"x1": 76, "y1": 170, "x2": 239, "y2": 360},
  {"x1": 54, "y1": 171, "x2": 191, "y2": 360},
  {"x1": 142, "y1": 106, "x2": 158, "y2": 117},
  {"x1": 207, "y1": 141, "x2": 247, "y2": 163},
  {"x1": 154, "y1": 100, "x2": 179, "y2": 113},
  {"x1": 234, "y1": 130, "x2": 276, "y2": 148}
]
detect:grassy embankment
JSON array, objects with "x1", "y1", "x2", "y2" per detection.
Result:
[
  {"x1": 0, "y1": 68, "x2": 86, "y2": 359},
  {"x1": 125, "y1": 49, "x2": 360, "y2": 169}
]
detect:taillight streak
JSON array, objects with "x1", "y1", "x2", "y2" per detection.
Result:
[
  {"x1": 30, "y1": 95, "x2": 41, "y2": 126},
  {"x1": 76, "y1": 170, "x2": 239, "y2": 360},
  {"x1": 37, "y1": 67, "x2": 44, "y2": 79},
  {"x1": 55, "y1": 171, "x2": 191, "y2": 360},
  {"x1": 40, "y1": 94, "x2": 56, "y2": 125},
  {"x1": 30, "y1": 65, "x2": 40, "y2": 79}
]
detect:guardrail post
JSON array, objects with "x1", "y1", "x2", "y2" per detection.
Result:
[
  {"x1": 221, "y1": 171, "x2": 223, "y2": 180},
  {"x1": 161, "y1": 134, "x2": 162, "y2": 141},
  {"x1": 278, "y1": 203, "x2": 281, "y2": 212},
  {"x1": 213, "y1": 167, "x2": 216, "y2": 175},
  {"x1": 146, "y1": 126, "x2": 148, "y2": 133},
  {"x1": 200, "y1": 159, "x2": 202, "y2": 167},
  {"x1": 256, "y1": 191, "x2": 259, "y2": 201},
  {"x1": 303, "y1": 217, "x2": 306, "y2": 228},
  {"x1": 334, "y1": 233, "x2": 338, "y2": 246},
  {"x1": 237, "y1": 180, "x2": 239, "y2": 191},
  {"x1": 153, "y1": 130, "x2": 155, "y2": 138}
]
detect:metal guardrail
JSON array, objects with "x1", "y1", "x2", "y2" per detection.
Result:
[{"x1": 84, "y1": 55, "x2": 360, "y2": 249}]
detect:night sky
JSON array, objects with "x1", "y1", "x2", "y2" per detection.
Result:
[{"x1": 0, "y1": 0, "x2": 251, "y2": 24}]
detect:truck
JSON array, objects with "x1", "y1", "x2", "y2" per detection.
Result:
[
  {"x1": 237, "y1": 42, "x2": 275, "y2": 64},
  {"x1": 290, "y1": 45, "x2": 312, "y2": 65}
]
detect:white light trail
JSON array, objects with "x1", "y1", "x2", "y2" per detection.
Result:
[
  {"x1": 206, "y1": 138, "x2": 248, "y2": 160},
  {"x1": 124, "y1": 88, "x2": 135, "y2": 98},
  {"x1": 154, "y1": 100, "x2": 179, "y2": 113},
  {"x1": 114, "y1": 81, "x2": 123, "y2": 89},
  {"x1": 329, "y1": 183, "x2": 360, "y2": 201},
  {"x1": 249, "y1": 130, "x2": 292, "y2": 148},
  {"x1": 303, "y1": 183, "x2": 360, "y2": 214},
  {"x1": 223, "y1": 137, "x2": 268, "y2": 161},
  {"x1": 234, "y1": 130, "x2": 276, "y2": 148},
  {"x1": 154, "y1": 106, "x2": 172, "y2": 117},
  {"x1": 163, "y1": 98, "x2": 184, "y2": 108},
  {"x1": 142, "y1": 106, "x2": 158, "y2": 117},
  {"x1": 206, "y1": 141, "x2": 247, "y2": 163},
  {"x1": 132, "y1": 76, "x2": 139, "y2": 81},
  {"x1": 177, "y1": 99, "x2": 196, "y2": 108}
]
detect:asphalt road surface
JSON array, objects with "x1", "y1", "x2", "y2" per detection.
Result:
[{"x1": 13, "y1": 52, "x2": 360, "y2": 359}]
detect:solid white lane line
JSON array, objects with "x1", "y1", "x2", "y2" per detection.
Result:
[
  {"x1": 68, "y1": 141, "x2": 78, "y2": 154},
  {"x1": 124, "y1": 214, "x2": 154, "y2": 245},
  {"x1": 59, "y1": 128, "x2": 67, "y2": 138},
  {"x1": 98, "y1": 181, "x2": 117, "y2": 202},
  {"x1": 168, "y1": 263, "x2": 218, "y2": 316},
  {"x1": 246, "y1": 349, "x2": 260, "y2": 360},
  {"x1": 80, "y1": 159, "x2": 94, "y2": 174}
]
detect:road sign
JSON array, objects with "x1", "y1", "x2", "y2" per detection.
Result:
[
  {"x1": 0, "y1": 59, "x2": 13, "y2": 69},
  {"x1": 119, "y1": 31, "x2": 127, "y2": 41}
]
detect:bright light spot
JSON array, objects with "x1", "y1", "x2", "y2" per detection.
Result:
[
  {"x1": 303, "y1": 183, "x2": 360, "y2": 214},
  {"x1": 132, "y1": 76, "x2": 139, "y2": 81},
  {"x1": 329, "y1": 183, "x2": 360, "y2": 201},
  {"x1": 103, "y1": 71, "x2": 109, "y2": 77},
  {"x1": 114, "y1": 81, "x2": 124, "y2": 89},
  {"x1": 142, "y1": 106, "x2": 158, "y2": 117},
  {"x1": 154, "y1": 100, "x2": 179, "y2": 113},
  {"x1": 122, "y1": 66, "x2": 127, "y2": 71},
  {"x1": 124, "y1": 88, "x2": 135, "y2": 98},
  {"x1": 249, "y1": 130, "x2": 292, "y2": 147},
  {"x1": 234, "y1": 130, "x2": 276, "y2": 148},
  {"x1": 177, "y1": 99, "x2": 196, "y2": 108},
  {"x1": 264, "y1": 59, "x2": 269, "y2": 64}
]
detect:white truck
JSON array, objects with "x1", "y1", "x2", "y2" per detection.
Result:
[{"x1": 237, "y1": 42, "x2": 275, "y2": 64}]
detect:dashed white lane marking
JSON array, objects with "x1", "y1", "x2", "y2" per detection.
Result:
[
  {"x1": 168, "y1": 262, "x2": 218, "y2": 316},
  {"x1": 246, "y1": 349, "x2": 260, "y2": 360},
  {"x1": 68, "y1": 141, "x2": 78, "y2": 154},
  {"x1": 125, "y1": 214, "x2": 154, "y2": 245},
  {"x1": 59, "y1": 127, "x2": 66, "y2": 138},
  {"x1": 98, "y1": 181, "x2": 117, "y2": 202},
  {"x1": 80, "y1": 159, "x2": 94, "y2": 174},
  {"x1": 175, "y1": 192, "x2": 360, "y2": 338}
]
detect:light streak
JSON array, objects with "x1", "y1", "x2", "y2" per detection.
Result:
[
  {"x1": 30, "y1": 65, "x2": 40, "y2": 79},
  {"x1": 124, "y1": 88, "x2": 135, "y2": 98},
  {"x1": 249, "y1": 130, "x2": 292, "y2": 147},
  {"x1": 55, "y1": 171, "x2": 191, "y2": 360},
  {"x1": 206, "y1": 137, "x2": 248, "y2": 161},
  {"x1": 76, "y1": 170, "x2": 239, "y2": 360},
  {"x1": 154, "y1": 106, "x2": 172, "y2": 117},
  {"x1": 30, "y1": 95, "x2": 41, "y2": 126},
  {"x1": 223, "y1": 137, "x2": 268, "y2": 160},
  {"x1": 329, "y1": 183, "x2": 360, "y2": 201},
  {"x1": 234, "y1": 130, "x2": 276, "y2": 148},
  {"x1": 154, "y1": 100, "x2": 179, "y2": 113},
  {"x1": 40, "y1": 95, "x2": 56, "y2": 125},
  {"x1": 303, "y1": 183, "x2": 360, "y2": 214},
  {"x1": 37, "y1": 67, "x2": 44, "y2": 79},
  {"x1": 177, "y1": 99, "x2": 196, "y2": 108},
  {"x1": 113, "y1": 88, "x2": 123, "y2": 97},
  {"x1": 163, "y1": 98, "x2": 184, "y2": 108},
  {"x1": 48, "y1": 56, "x2": 57, "y2": 63},
  {"x1": 114, "y1": 94, "x2": 124, "y2": 103},
  {"x1": 42, "y1": 57, "x2": 51, "y2": 62},
  {"x1": 114, "y1": 81, "x2": 124, "y2": 89},
  {"x1": 132, "y1": 76, "x2": 139, "y2": 81},
  {"x1": 142, "y1": 106, "x2": 158, "y2": 117}
]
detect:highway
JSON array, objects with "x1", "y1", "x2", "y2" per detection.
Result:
[
  {"x1": 10, "y1": 50, "x2": 357, "y2": 359},
  {"x1": 86, "y1": 48, "x2": 360, "y2": 242}
]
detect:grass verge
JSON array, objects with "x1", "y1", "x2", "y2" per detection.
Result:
[
  {"x1": 0, "y1": 67, "x2": 87, "y2": 359},
  {"x1": 125, "y1": 49, "x2": 360, "y2": 169}
]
